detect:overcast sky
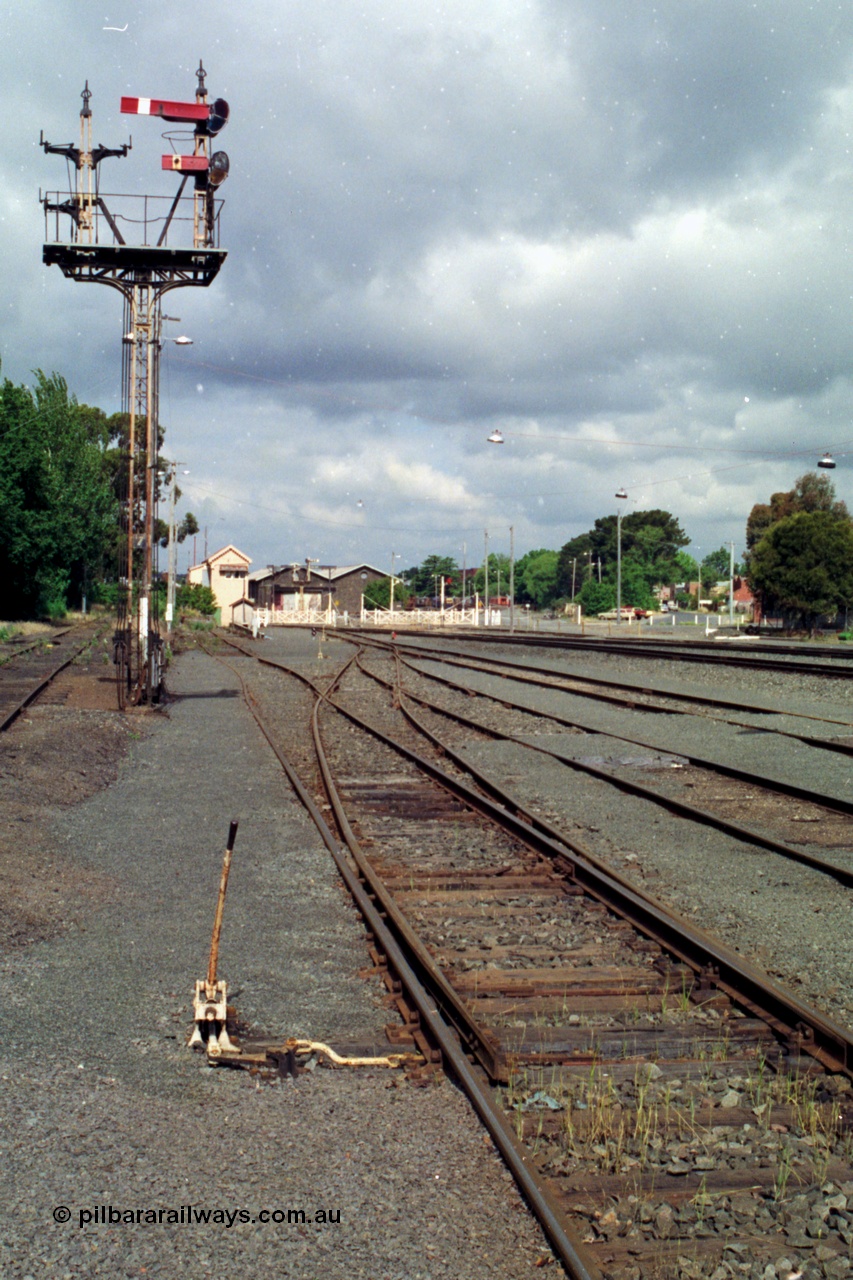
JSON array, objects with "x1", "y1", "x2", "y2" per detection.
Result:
[{"x1": 4, "y1": 1, "x2": 853, "y2": 575}]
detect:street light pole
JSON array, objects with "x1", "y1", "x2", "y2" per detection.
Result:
[
  {"x1": 615, "y1": 488, "x2": 628, "y2": 624},
  {"x1": 509, "y1": 525, "x2": 515, "y2": 633},
  {"x1": 305, "y1": 557, "x2": 319, "y2": 617},
  {"x1": 484, "y1": 529, "x2": 489, "y2": 626}
]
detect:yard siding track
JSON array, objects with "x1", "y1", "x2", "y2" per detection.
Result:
[
  {"x1": 354, "y1": 630, "x2": 853, "y2": 738},
  {"x1": 0, "y1": 623, "x2": 103, "y2": 732}
]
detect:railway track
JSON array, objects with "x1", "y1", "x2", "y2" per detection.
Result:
[
  {"x1": 206, "y1": 631, "x2": 853, "y2": 1280},
  {"x1": 345, "y1": 641, "x2": 853, "y2": 890},
  {"x1": 353, "y1": 631, "x2": 853, "y2": 810},
  {"x1": 360, "y1": 631, "x2": 853, "y2": 743},
  {"x1": 376, "y1": 626, "x2": 853, "y2": 680},
  {"x1": 343, "y1": 650, "x2": 853, "y2": 893},
  {"x1": 0, "y1": 623, "x2": 103, "y2": 732}
]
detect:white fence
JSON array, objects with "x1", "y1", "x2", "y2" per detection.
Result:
[
  {"x1": 359, "y1": 607, "x2": 480, "y2": 628},
  {"x1": 256, "y1": 608, "x2": 338, "y2": 628}
]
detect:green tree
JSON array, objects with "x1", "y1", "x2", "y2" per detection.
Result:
[
  {"x1": 472, "y1": 552, "x2": 511, "y2": 598},
  {"x1": 578, "y1": 577, "x2": 616, "y2": 616},
  {"x1": 675, "y1": 550, "x2": 698, "y2": 581},
  {"x1": 617, "y1": 560, "x2": 657, "y2": 611},
  {"x1": 558, "y1": 510, "x2": 687, "y2": 605},
  {"x1": 362, "y1": 577, "x2": 412, "y2": 609},
  {"x1": 515, "y1": 549, "x2": 559, "y2": 608},
  {"x1": 589, "y1": 509, "x2": 688, "y2": 573},
  {"x1": 746, "y1": 472, "x2": 848, "y2": 553},
  {"x1": 178, "y1": 511, "x2": 200, "y2": 543},
  {"x1": 176, "y1": 583, "x2": 218, "y2": 615},
  {"x1": 748, "y1": 510, "x2": 853, "y2": 634},
  {"x1": 158, "y1": 505, "x2": 199, "y2": 549},
  {"x1": 700, "y1": 546, "x2": 742, "y2": 584},
  {"x1": 550, "y1": 537, "x2": 591, "y2": 601},
  {"x1": 628, "y1": 523, "x2": 687, "y2": 597},
  {"x1": 555, "y1": 534, "x2": 593, "y2": 597},
  {"x1": 0, "y1": 370, "x2": 118, "y2": 617},
  {"x1": 403, "y1": 555, "x2": 458, "y2": 595}
]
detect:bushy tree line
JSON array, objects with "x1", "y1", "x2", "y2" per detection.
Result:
[
  {"x1": 395, "y1": 510, "x2": 694, "y2": 613},
  {"x1": 0, "y1": 370, "x2": 119, "y2": 617},
  {"x1": 0, "y1": 367, "x2": 197, "y2": 619},
  {"x1": 554, "y1": 511, "x2": 690, "y2": 613}
]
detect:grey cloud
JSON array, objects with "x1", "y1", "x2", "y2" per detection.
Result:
[{"x1": 3, "y1": 0, "x2": 851, "y2": 571}]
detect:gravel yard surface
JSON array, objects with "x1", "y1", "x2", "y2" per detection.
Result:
[
  {"x1": 394, "y1": 636, "x2": 853, "y2": 1031},
  {"x1": 398, "y1": 634, "x2": 853, "y2": 715},
  {"x1": 0, "y1": 641, "x2": 553, "y2": 1278},
  {"x1": 4, "y1": 626, "x2": 852, "y2": 1279}
]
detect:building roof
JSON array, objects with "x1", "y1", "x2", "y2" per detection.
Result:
[
  {"x1": 189, "y1": 545, "x2": 252, "y2": 573},
  {"x1": 328, "y1": 563, "x2": 385, "y2": 580},
  {"x1": 249, "y1": 561, "x2": 385, "y2": 583},
  {"x1": 206, "y1": 545, "x2": 251, "y2": 566}
]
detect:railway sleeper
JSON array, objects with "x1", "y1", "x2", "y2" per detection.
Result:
[
  {"x1": 465, "y1": 993, "x2": 725, "y2": 1017},
  {"x1": 517, "y1": 1100, "x2": 851, "y2": 1144},
  {"x1": 499, "y1": 1018, "x2": 781, "y2": 1058}
]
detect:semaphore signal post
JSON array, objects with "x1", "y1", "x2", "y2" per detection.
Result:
[{"x1": 41, "y1": 62, "x2": 229, "y2": 709}]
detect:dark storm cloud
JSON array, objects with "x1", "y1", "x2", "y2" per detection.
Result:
[{"x1": 3, "y1": 1, "x2": 853, "y2": 567}]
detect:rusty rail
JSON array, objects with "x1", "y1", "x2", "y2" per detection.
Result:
[
  {"x1": 210, "y1": 630, "x2": 853, "y2": 1276},
  {"x1": 363, "y1": 640, "x2": 853, "y2": 817}
]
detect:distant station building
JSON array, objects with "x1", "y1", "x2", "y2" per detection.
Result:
[{"x1": 249, "y1": 561, "x2": 385, "y2": 619}]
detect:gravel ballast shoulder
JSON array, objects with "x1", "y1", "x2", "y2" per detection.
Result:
[{"x1": 0, "y1": 645, "x2": 552, "y2": 1278}]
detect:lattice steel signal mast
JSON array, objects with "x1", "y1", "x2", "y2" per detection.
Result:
[{"x1": 41, "y1": 62, "x2": 229, "y2": 708}]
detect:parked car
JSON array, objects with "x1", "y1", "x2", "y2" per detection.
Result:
[{"x1": 597, "y1": 607, "x2": 650, "y2": 620}]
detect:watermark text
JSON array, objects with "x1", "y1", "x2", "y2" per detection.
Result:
[{"x1": 51, "y1": 1205, "x2": 341, "y2": 1229}]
